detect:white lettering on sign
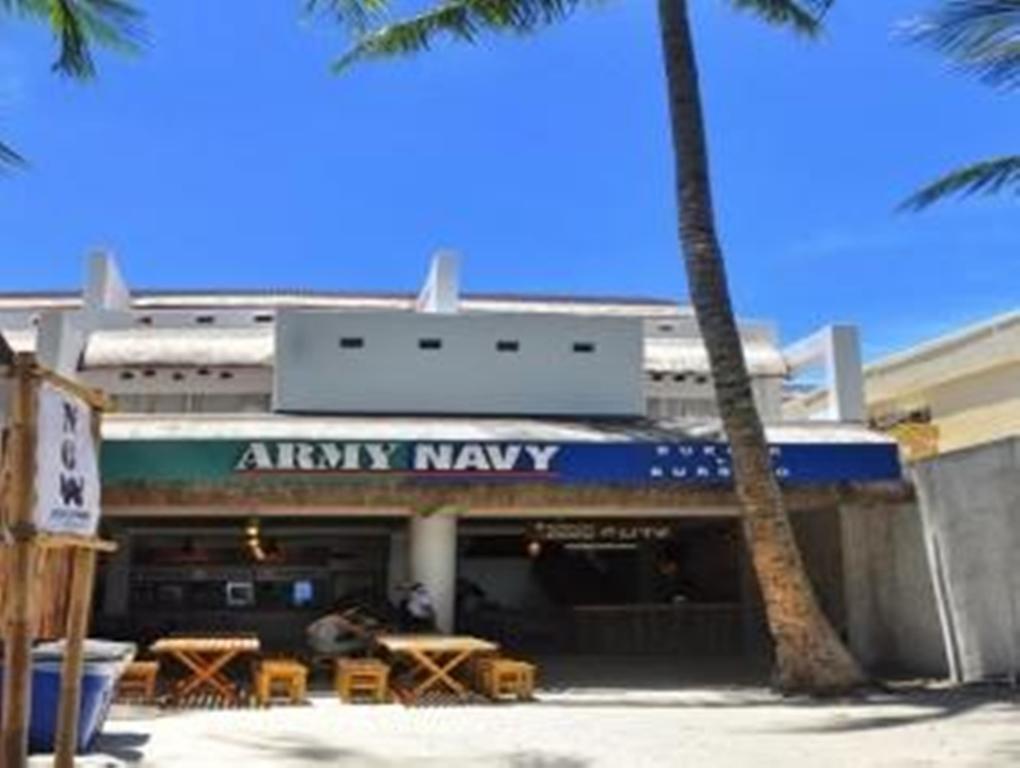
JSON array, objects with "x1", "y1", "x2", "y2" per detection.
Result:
[
  {"x1": 318, "y1": 443, "x2": 345, "y2": 470},
  {"x1": 234, "y1": 441, "x2": 561, "y2": 475},
  {"x1": 414, "y1": 443, "x2": 453, "y2": 471},
  {"x1": 363, "y1": 443, "x2": 397, "y2": 471},
  {"x1": 485, "y1": 444, "x2": 522, "y2": 470},
  {"x1": 524, "y1": 445, "x2": 560, "y2": 472},
  {"x1": 235, "y1": 442, "x2": 273, "y2": 471},
  {"x1": 452, "y1": 444, "x2": 488, "y2": 471}
]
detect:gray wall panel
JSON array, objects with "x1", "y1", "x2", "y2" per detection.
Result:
[{"x1": 274, "y1": 311, "x2": 643, "y2": 416}]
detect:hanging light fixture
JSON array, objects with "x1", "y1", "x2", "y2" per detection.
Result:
[{"x1": 244, "y1": 517, "x2": 266, "y2": 562}]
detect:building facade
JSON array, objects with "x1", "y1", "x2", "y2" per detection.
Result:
[
  {"x1": 0, "y1": 252, "x2": 905, "y2": 669},
  {"x1": 786, "y1": 310, "x2": 1020, "y2": 461}
]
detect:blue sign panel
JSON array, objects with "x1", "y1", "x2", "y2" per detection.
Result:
[
  {"x1": 546, "y1": 442, "x2": 901, "y2": 485},
  {"x1": 103, "y1": 439, "x2": 902, "y2": 487}
]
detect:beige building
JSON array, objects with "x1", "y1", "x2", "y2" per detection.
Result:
[{"x1": 787, "y1": 310, "x2": 1020, "y2": 460}]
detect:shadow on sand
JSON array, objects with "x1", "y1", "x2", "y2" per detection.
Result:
[
  {"x1": 216, "y1": 731, "x2": 589, "y2": 767},
  {"x1": 90, "y1": 730, "x2": 151, "y2": 763}
]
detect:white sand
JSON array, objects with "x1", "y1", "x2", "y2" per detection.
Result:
[{"x1": 32, "y1": 686, "x2": 1020, "y2": 768}]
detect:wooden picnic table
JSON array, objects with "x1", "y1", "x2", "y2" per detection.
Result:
[
  {"x1": 375, "y1": 634, "x2": 498, "y2": 704},
  {"x1": 150, "y1": 635, "x2": 261, "y2": 705}
]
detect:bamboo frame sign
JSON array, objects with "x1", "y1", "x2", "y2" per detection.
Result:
[{"x1": 33, "y1": 382, "x2": 100, "y2": 536}]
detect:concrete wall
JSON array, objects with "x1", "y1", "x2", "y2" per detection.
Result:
[
  {"x1": 914, "y1": 437, "x2": 1020, "y2": 682},
  {"x1": 840, "y1": 504, "x2": 947, "y2": 677},
  {"x1": 274, "y1": 310, "x2": 643, "y2": 416},
  {"x1": 790, "y1": 508, "x2": 848, "y2": 636}
]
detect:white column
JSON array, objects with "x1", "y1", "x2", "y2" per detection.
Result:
[
  {"x1": 783, "y1": 324, "x2": 866, "y2": 422},
  {"x1": 409, "y1": 510, "x2": 458, "y2": 633}
]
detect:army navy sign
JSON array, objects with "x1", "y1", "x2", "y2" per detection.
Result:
[
  {"x1": 101, "y1": 438, "x2": 901, "y2": 487},
  {"x1": 234, "y1": 441, "x2": 560, "y2": 475},
  {"x1": 34, "y1": 383, "x2": 100, "y2": 535}
]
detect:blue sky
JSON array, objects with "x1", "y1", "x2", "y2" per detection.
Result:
[{"x1": 0, "y1": 1, "x2": 1017, "y2": 359}]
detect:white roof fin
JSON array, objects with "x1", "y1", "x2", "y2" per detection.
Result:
[
  {"x1": 416, "y1": 250, "x2": 460, "y2": 314},
  {"x1": 84, "y1": 248, "x2": 131, "y2": 313}
]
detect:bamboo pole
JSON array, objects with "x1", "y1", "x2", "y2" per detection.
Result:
[
  {"x1": 53, "y1": 407, "x2": 102, "y2": 768},
  {"x1": 36, "y1": 533, "x2": 117, "y2": 554},
  {"x1": 53, "y1": 547, "x2": 97, "y2": 767},
  {"x1": 2, "y1": 353, "x2": 38, "y2": 768},
  {"x1": 30, "y1": 365, "x2": 108, "y2": 412}
]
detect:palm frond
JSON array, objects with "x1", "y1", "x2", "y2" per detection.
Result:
[
  {"x1": 334, "y1": 0, "x2": 584, "y2": 70},
  {"x1": 901, "y1": 155, "x2": 1020, "y2": 209},
  {"x1": 305, "y1": 0, "x2": 391, "y2": 33},
  {"x1": 0, "y1": 139, "x2": 26, "y2": 170},
  {"x1": 4, "y1": 0, "x2": 145, "y2": 78},
  {"x1": 907, "y1": 0, "x2": 1020, "y2": 88},
  {"x1": 728, "y1": 0, "x2": 833, "y2": 36}
]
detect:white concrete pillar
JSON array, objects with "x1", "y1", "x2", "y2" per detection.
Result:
[
  {"x1": 783, "y1": 324, "x2": 866, "y2": 422},
  {"x1": 409, "y1": 510, "x2": 458, "y2": 633}
]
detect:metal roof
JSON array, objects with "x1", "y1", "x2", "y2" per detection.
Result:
[
  {"x1": 644, "y1": 336, "x2": 787, "y2": 377},
  {"x1": 102, "y1": 412, "x2": 893, "y2": 445},
  {"x1": 0, "y1": 289, "x2": 685, "y2": 315},
  {"x1": 84, "y1": 328, "x2": 274, "y2": 368},
  {"x1": 81, "y1": 325, "x2": 786, "y2": 375}
]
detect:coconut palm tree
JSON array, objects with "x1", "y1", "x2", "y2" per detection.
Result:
[
  {"x1": 319, "y1": 0, "x2": 865, "y2": 692},
  {"x1": 904, "y1": 1, "x2": 1020, "y2": 209},
  {"x1": 1, "y1": 0, "x2": 144, "y2": 168}
]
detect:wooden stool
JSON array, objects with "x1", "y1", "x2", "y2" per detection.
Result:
[
  {"x1": 256, "y1": 659, "x2": 308, "y2": 706},
  {"x1": 335, "y1": 658, "x2": 390, "y2": 703},
  {"x1": 116, "y1": 661, "x2": 160, "y2": 703},
  {"x1": 478, "y1": 658, "x2": 536, "y2": 701}
]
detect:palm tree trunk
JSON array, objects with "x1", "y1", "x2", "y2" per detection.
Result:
[{"x1": 656, "y1": 0, "x2": 865, "y2": 693}]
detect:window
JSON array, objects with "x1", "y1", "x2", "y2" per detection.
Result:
[
  {"x1": 418, "y1": 338, "x2": 442, "y2": 351},
  {"x1": 496, "y1": 340, "x2": 520, "y2": 353},
  {"x1": 119, "y1": 371, "x2": 135, "y2": 381},
  {"x1": 339, "y1": 337, "x2": 364, "y2": 349},
  {"x1": 572, "y1": 342, "x2": 596, "y2": 354},
  {"x1": 137, "y1": 315, "x2": 153, "y2": 326},
  {"x1": 195, "y1": 315, "x2": 216, "y2": 325},
  {"x1": 253, "y1": 314, "x2": 274, "y2": 324}
]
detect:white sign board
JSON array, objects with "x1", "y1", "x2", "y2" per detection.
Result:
[{"x1": 33, "y1": 383, "x2": 101, "y2": 536}]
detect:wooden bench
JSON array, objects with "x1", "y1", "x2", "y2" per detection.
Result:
[
  {"x1": 116, "y1": 661, "x2": 160, "y2": 703},
  {"x1": 255, "y1": 659, "x2": 308, "y2": 706},
  {"x1": 476, "y1": 658, "x2": 536, "y2": 701},
  {"x1": 335, "y1": 658, "x2": 390, "y2": 703}
]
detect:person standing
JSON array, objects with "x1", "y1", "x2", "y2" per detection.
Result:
[{"x1": 399, "y1": 583, "x2": 437, "y2": 632}]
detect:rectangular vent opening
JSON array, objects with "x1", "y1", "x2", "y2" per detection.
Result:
[
  {"x1": 195, "y1": 315, "x2": 216, "y2": 325},
  {"x1": 339, "y1": 337, "x2": 365, "y2": 349},
  {"x1": 572, "y1": 342, "x2": 596, "y2": 354},
  {"x1": 419, "y1": 338, "x2": 443, "y2": 350},
  {"x1": 496, "y1": 340, "x2": 520, "y2": 353}
]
